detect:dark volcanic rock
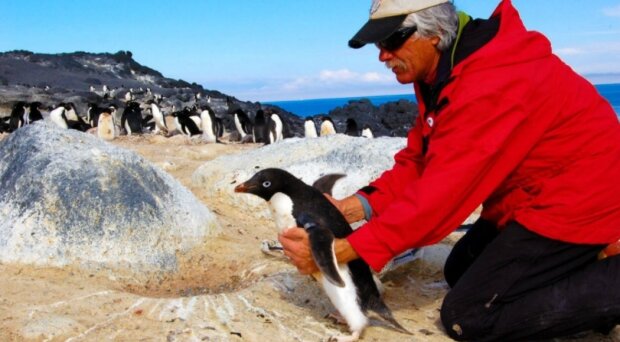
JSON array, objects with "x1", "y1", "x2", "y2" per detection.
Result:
[
  {"x1": 0, "y1": 49, "x2": 415, "y2": 138},
  {"x1": 320, "y1": 98, "x2": 418, "y2": 137},
  {"x1": 0, "y1": 50, "x2": 304, "y2": 137}
]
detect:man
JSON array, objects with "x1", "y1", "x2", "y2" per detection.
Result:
[{"x1": 279, "y1": 0, "x2": 620, "y2": 340}]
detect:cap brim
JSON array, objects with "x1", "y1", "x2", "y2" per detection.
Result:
[{"x1": 348, "y1": 14, "x2": 408, "y2": 49}]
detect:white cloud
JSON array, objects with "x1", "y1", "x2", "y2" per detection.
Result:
[
  {"x1": 317, "y1": 68, "x2": 393, "y2": 84},
  {"x1": 218, "y1": 68, "x2": 409, "y2": 101},
  {"x1": 554, "y1": 47, "x2": 584, "y2": 56},
  {"x1": 319, "y1": 69, "x2": 357, "y2": 82},
  {"x1": 603, "y1": 5, "x2": 620, "y2": 17},
  {"x1": 554, "y1": 42, "x2": 620, "y2": 75}
]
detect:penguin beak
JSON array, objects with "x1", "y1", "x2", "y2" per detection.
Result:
[{"x1": 234, "y1": 182, "x2": 253, "y2": 193}]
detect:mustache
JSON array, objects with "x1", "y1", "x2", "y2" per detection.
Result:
[{"x1": 385, "y1": 59, "x2": 407, "y2": 71}]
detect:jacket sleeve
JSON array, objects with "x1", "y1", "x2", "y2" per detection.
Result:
[
  {"x1": 347, "y1": 78, "x2": 551, "y2": 272},
  {"x1": 356, "y1": 113, "x2": 426, "y2": 215}
]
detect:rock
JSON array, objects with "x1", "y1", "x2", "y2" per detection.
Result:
[
  {"x1": 0, "y1": 121, "x2": 220, "y2": 281},
  {"x1": 325, "y1": 98, "x2": 419, "y2": 137},
  {"x1": 192, "y1": 134, "x2": 406, "y2": 220}
]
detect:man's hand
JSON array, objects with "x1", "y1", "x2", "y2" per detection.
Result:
[
  {"x1": 278, "y1": 227, "x2": 319, "y2": 275},
  {"x1": 324, "y1": 194, "x2": 366, "y2": 223},
  {"x1": 278, "y1": 226, "x2": 360, "y2": 275}
]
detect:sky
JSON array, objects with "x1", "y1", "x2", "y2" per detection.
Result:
[{"x1": 1, "y1": 1, "x2": 620, "y2": 102}]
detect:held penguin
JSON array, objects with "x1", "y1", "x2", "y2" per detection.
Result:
[{"x1": 234, "y1": 168, "x2": 409, "y2": 341}]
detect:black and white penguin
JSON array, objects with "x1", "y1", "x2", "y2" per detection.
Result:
[
  {"x1": 87, "y1": 103, "x2": 102, "y2": 128},
  {"x1": 97, "y1": 108, "x2": 116, "y2": 141},
  {"x1": 266, "y1": 112, "x2": 284, "y2": 144},
  {"x1": 64, "y1": 103, "x2": 90, "y2": 131},
  {"x1": 231, "y1": 108, "x2": 252, "y2": 140},
  {"x1": 120, "y1": 101, "x2": 144, "y2": 135},
  {"x1": 108, "y1": 104, "x2": 121, "y2": 132},
  {"x1": 252, "y1": 109, "x2": 267, "y2": 143},
  {"x1": 172, "y1": 108, "x2": 201, "y2": 136},
  {"x1": 234, "y1": 168, "x2": 409, "y2": 341},
  {"x1": 320, "y1": 116, "x2": 337, "y2": 136},
  {"x1": 27, "y1": 102, "x2": 44, "y2": 123},
  {"x1": 49, "y1": 103, "x2": 69, "y2": 129},
  {"x1": 345, "y1": 118, "x2": 359, "y2": 137},
  {"x1": 200, "y1": 105, "x2": 220, "y2": 143},
  {"x1": 304, "y1": 117, "x2": 318, "y2": 138},
  {"x1": 8, "y1": 101, "x2": 27, "y2": 132},
  {"x1": 147, "y1": 100, "x2": 168, "y2": 135},
  {"x1": 124, "y1": 89, "x2": 133, "y2": 102},
  {"x1": 226, "y1": 97, "x2": 252, "y2": 141},
  {"x1": 361, "y1": 124, "x2": 374, "y2": 139}
]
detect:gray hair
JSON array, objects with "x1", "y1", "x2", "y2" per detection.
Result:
[{"x1": 402, "y1": 3, "x2": 458, "y2": 51}]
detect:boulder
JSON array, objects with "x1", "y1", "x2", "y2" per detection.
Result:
[
  {"x1": 0, "y1": 121, "x2": 220, "y2": 281},
  {"x1": 192, "y1": 134, "x2": 406, "y2": 220}
]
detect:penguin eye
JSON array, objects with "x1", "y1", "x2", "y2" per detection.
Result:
[{"x1": 262, "y1": 181, "x2": 271, "y2": 188}]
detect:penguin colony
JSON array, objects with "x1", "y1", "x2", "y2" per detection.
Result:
[
  {"x1": 2, "y1": 87, "x2": 375, "y2": 143},
  {"x1": 235, "y1": 168, "x2": 409, "y2": 341}
]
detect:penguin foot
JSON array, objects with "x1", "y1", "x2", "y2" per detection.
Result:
[
  {"x1": 260, "y1": 240, "x2": 285, "y2": 258},
  {"x1": 327, "y1": 330, "x2": 361, "y2": 342},
  {"x1": 326, "y1": 311, "x2": 347, "y2": 325}
]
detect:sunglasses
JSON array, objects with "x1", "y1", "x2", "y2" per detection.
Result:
[{"x1": 377, "y1": 26, "x2": 418, "y2": 51}]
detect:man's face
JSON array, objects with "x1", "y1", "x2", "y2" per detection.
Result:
[{"x1": 377, "y1": 34, "x2": 441, "y2": 84}]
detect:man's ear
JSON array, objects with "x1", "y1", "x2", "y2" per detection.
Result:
[{"x1": 430, "y1": 36, "x2": 441, "y2": 47}]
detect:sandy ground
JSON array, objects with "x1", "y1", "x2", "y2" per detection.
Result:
[{"x1": 0, "y1": 130, "x2": 617, "y2": 342}]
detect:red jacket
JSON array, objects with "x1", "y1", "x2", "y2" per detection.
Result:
[{"x1": 348, "y1": 0, "x2": 620, "y2": 272}]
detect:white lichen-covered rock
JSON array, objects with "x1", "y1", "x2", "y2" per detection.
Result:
[
  {"x1": 192, "y1": 134, "x2": 406, "y2": 220},
  {"x1": 0, "y1": 122, "x2": 220, "y2": 279}
]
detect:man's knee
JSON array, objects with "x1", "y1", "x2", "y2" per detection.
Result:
[{"x1": 440, "y1": 294, "x2": 493, "y2": 341}]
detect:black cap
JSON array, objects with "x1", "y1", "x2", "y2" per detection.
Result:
[{"x1": 348, "y1": 14, "x2": 408, "y2": 49}]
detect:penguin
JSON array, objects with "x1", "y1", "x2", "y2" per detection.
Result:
[
  {"x1": 8, "y1": 101, "x2": 26, "y2": 132},
  {"x1": 320, "y1": 116, "x2": 337, "y2": 136},
  {"x1": 266, "y1": 112, "x2": 284, "y2": 144},
  {"x1": 252, "y1": 109, "x2": 267, "y2": 143},
  {"x1": 189, "y1": 106, "x2": 202, "y2": 129},
  {"x1": 108, "y1": 104, "x2": 121, "y2": 133},
  {"x1": 120, "y1": 101, "x2": 144, "y2": 135},
  {"x1": 27, "y1": 102, "x2": 44, "y2": 123},
  {"x1": 200, "y1": 105, "x2": 219, "y2": 143},
  {"x1": 87, "y1": 103, "x2": 102, "y2": 128},
  {"x1": 226, "y1": 97, "x2": 252, "y2": 140},
  {"x1": 49, "y1": 104, "x2": 69, "y2": 129},
  {"x1": 345, "y1": 118, "x2": 359, "y2": 137},
  {"x1": 231, "y1": 108, "x2": 252, "y2": 140},
  {"x1": 234, "y1": 168, "x2": 409, "y2": 341},
  {"x1": 97, "y1": 108, "x2": 116, "y2": 141},
  {"x1": 147, "y1": 100, "x2": 168, "y2": 135},
  {"x1": 64, "y1": 103, "x2": 90, "y2": 131},
  {"x1": 124, "y1": 89, "x2": 133, "y2": 102},
  {"x1": 172, "y1": 108, "x2": 201, "y2": 136},
  {"x1": 361, "y1": 124, "x2": 374, "y2": 139},
  {"x1": 22, "y1": 103, "x2": 31, "y2": 126},
  {"x1": 304, "y1": 117, "x2": 318, "y2": 138}
]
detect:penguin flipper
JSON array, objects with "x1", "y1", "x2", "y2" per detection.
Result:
[
  {"x1": 312, "y1": 174, "x2": 346, "y2": 195},
  {"x1": 298, "y1": 213, "x2": 345, "y2": 288}
]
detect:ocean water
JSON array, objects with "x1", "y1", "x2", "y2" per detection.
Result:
[{"x1": 267, "y1": 83, "x2": 620, "y2": 119}]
